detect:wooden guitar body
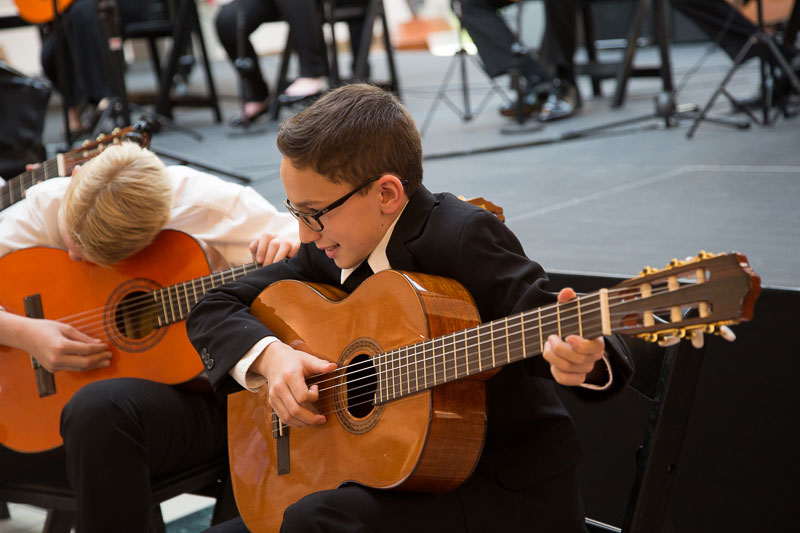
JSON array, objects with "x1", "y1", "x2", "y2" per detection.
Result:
[
  {"x1": 228, "y1": 271, "x2": 488, "y2": 532},
  {"x1": 226, "y1": 252, "x2": 761, "y2": 532},
  {"x1": 14, "y1": 0, "x2": 75, "y2": 24},
  {"x1": 0, "y1": 230, "x2": 215, "y2": 452}
]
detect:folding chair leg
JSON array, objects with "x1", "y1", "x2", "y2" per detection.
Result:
[{"x1": 43, "y1": 509, "x2": 74, "y2": 533}]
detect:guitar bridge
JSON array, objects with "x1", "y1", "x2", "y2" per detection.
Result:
[
  {"x1": 24, "y1": 294, "x2": 56, "y2": 397},
  {"x1": 271, "y1": 410, "x2": 290, "y2": 475}
]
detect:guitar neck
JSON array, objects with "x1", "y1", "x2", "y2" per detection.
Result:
[
  {"x1": 375, "y1": 291, "x2": 608, "y2": 403},
  {"x1": 152, "y1": 261, "x2": 262, "y2": 327},
  {"x1": 0, "y1": 154, "x2": 67, "y2": 211}
]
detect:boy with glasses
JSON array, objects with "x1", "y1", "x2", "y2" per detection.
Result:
[{"x1": 187, "y1": 83, "x2": 633, "y2": 532}]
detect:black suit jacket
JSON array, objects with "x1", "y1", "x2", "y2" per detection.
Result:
[{"x1": 187, "y1": 186, "x2": 633, "y2": 527}]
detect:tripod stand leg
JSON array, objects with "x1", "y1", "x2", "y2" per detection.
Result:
[
  {"x1": 459, "y1": 50, "x2": 472, "y2": 121},
  {"x1": 419, "y1": 53, "x2": 463, "y2": 136},
  {"x1": 686, "y1": 38, "x2": 757, "y2": 138}
]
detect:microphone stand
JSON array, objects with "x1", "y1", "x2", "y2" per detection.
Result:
[
  {"x1": 500, "y1": 0, "x2": 543, "y2": 134},
  {"x1": 51, "y1": 0, "x2": 72, "y2": 149}
]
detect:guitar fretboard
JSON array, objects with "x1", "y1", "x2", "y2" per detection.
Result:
[
  {"x1": 151, "y1": 261, "x2": 261, "y2": 327},
  {"x1": 374, "y1": 292, "x2": 608, "y2": 403},
  {"x1": 0, "y1": 156, "x2": 63, "y2": 211}
]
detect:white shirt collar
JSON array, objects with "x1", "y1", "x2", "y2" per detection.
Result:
[{"x1": 340, "y1": 201, "x2": 408, "y2": 285}]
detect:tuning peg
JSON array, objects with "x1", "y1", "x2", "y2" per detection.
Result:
[
  {"x1": 690, "y1": 329, "x2": 704, "y2": 348},
  {"x1": 658, "y1": 335, "x2": 681, "y2": 347},
  {"x1": 639, "y1": 266, "x2": 656, "y2": 277},
  {"x1": 668, "y1": 258, "x2": 685, "y2": 268},
  {"x1": 718, "y1": 325, "x2": 736, "y2": 342}
]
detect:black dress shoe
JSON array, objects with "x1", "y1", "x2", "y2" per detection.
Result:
[
  {"x1": 538, "y1": 82, "x2": 581, "y2": 122},
  {"x1": 228, "y1": 104, "x2": 270, "y2": 128},
  {"x1": 499, "y1": 91, "x2": 547, "y2": 118},
  {"x1": 277, "y1": 90, "x2": 323, "y2": 106}
]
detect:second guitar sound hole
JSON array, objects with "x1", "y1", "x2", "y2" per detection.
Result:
[
  {"x1": 345, "y1": 354, "x2": 377, "y2": 418},
  {"x1": 114, "y1": 290, "x2": 158, "y2": 340}
]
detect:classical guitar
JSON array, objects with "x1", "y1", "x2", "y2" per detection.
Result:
[
  {"x1": 0, "y1": 120, "x2": 153, "y2": 214},
  {"x1": 14, "y1": 0, "x2": 75, "y2": 24},
  {"x1": 0, "y1": 230, "x2": 263, "y2": 452},
  {"x1": 227, "y1": 252, "x2": 761, "y2": 532}
]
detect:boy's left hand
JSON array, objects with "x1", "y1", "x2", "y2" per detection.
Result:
[
  {"x1": 250, "y1": 233, "x2": 301, "y2": 265},
  {"x1": 542, "y1": 288, "x2": 606, "y2": 386}
]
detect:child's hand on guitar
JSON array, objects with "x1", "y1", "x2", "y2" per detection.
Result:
[
  {"x1": 253, "y1": 340, "x2": 337, "y2": 427},
  {"x1": 541, "y1": 288, "x2": 606, "y2": 387},
  {"x1": 21, "y1": 317, "x2": 112, "y2": 373},
  {"x1": 249, "y1": 233, "x2": 301, "y2": 265}
]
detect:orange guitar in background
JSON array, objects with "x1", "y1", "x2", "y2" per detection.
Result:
[
  {"x1": 0, "y1": 230, "x2": 262, "y2": 453},
  {"x1": 13, "y1": 0, "x2": 74, "y2": 23},
  {"x1": 728, "y1": 0, "x2": 795, "y2": 25}
]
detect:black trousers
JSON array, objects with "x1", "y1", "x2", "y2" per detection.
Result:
[
  {"x1": 215, "y1": 0, "x2": 328, "y2": 102},
  {"x1": 40, "y1": 0, "x2": 154, "y2": 109},
  {"x1": 60, "y1": 378, "x2": 227, "y2": 533},
  {"x1": 0, "y1": 378, "x2": 226, "y2": 532},
  {"x1": 204, "y1": 465, "x2": 587, "y2": 533},
  {"x1": 458, "y1": 0, "x2": 576, "y2": 85}
]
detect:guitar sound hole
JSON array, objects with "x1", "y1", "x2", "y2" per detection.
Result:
[
  {"x1": 345, "y1": 354, "x2": 377, "y2": 419},
  {"x1": 114, "y1": 290, "x2": 158, "y2": 340}
]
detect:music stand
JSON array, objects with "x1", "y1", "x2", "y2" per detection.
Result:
[
  {"x1": 687, "y1": 0, "x2": 800, "y2": 138},
  {"x1": 418, "y1": 1, "x2": 512, "y2": 137}
]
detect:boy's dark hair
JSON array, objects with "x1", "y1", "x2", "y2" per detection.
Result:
[{"x1": 277, "y1": 84, "x2": 423, "y2": 195}]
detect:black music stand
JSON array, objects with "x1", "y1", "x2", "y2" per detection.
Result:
[
  {"x1": 687, "y1": 0, "x2": 800, "y2": 138},
  {"x1": 419, "y1": 1, "x2": 512, "y2": 137}
]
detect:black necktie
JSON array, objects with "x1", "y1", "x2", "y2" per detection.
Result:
[{"x1": 343, "y1": 261, "x2": 373, "y2": 293}]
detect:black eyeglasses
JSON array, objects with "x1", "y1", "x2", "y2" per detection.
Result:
[{"x1": 284, "y1": 176, "x2": 406, "y2": 232}]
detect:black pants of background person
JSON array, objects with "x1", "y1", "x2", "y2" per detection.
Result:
[
  {"x1": 215, "y1": 0, "x2": 370, "y2": 103},
  {"x1": 215, "y1": 0, "x2": 328, "y2": 103},
  {"x1": 203, "y1": 465, "x2": 587, "y2": 532},
  {"x1": 39, "y1": 0, "x2": 157, "y2": 110},
  {"x1": 457, "y1": 0, "x2": 576, "y2": 86},
  {"x1": 1, "y1": 378, "x2": 227, "y2": 533}
]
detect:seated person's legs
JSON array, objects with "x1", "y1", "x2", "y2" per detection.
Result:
[
  {"x1": 276, "y1": 0, "x2": 328, "y2": 101},
  {"x1": 61, "y1": 377, "x2": 227, "y2": 533},
  {"x1": 215, "y1": 0, "x2": 278, "y2": 125}
]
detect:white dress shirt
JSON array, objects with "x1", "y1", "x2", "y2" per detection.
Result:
[{"x1": 0, "y1": 166, "x2": 297, "y2": 266}]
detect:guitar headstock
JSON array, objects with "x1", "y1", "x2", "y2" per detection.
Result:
[
  {"x1": 63, "y1": 119, "x2": 155, "y2": 175},
  {"x1": 607, "y1": 252, "x2": 761, "y2": 343}
]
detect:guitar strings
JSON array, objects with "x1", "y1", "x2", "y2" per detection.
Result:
[
  {"x1": 287, "y1": 286, "x2": 685, "y2": 397},
  {"x1": 48, "y1": 282, "x2": 662, "y2": 347},
  {"x1": 295, "y1": 308, "x2": 655, "y2": 420},
  {"x1": 41, "y1": 262, "x2": 261, "y2": 334},
  {"x1": 314, "y1": 310, "x2": 632, "y2": 405}
]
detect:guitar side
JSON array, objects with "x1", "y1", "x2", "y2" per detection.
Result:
[
  {"x1": 0, "y1": 231, "x2": 211, "y2": 452},
  {"x1": 228, "y1": 271, "x2": 487, "y2": 532}
]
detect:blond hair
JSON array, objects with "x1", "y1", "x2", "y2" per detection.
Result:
[{"x1": 59, "y1": 142, "x2": 172, "y2": 266}]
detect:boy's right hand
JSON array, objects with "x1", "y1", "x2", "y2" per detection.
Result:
[
  {"x1": 22, "y1": 318, "x2": 112, "y2": 372},
  {"x1": 253, "y1": 341, "x2": 336, "y2": 428}
]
